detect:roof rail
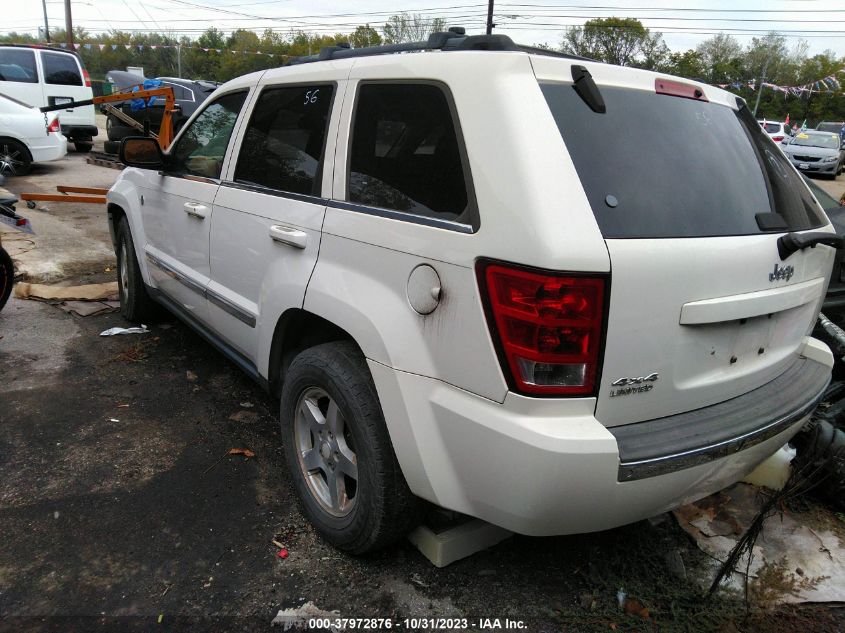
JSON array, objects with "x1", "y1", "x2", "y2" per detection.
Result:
[{"x1": 285, "y1": 27, "x2": 595, "y2": 66}]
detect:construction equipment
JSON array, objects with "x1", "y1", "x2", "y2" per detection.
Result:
[
  {"x1": 19, "y1": 85, "x2": 176, "y2": 209},
  {"x1": 40, "y1": 85, "x2": 178, "y2": 148}
]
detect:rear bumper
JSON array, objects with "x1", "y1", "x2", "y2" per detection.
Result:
[
  {"x1": 370, "y1": 337, "x2": 832, "y2": 536},
  {"x1": 61, "y1": 125, "x2": 98, "y2": 139},
  {"x1": 29, "y1": 136, "x2": 67, "y2": 163}
]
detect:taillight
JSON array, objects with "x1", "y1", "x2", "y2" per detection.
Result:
[
  {"x1": 772, "y1": 136, "x2": 784, "y2": 142},
  {"x1": 478, "y1": 261, "x2": 607, "y2": 396},
  {"x1": 82, "y1": 68, "x2": 91, "y2": 87},
  {"x1": 47, "y1": 117, "x2": 60, "y2": 133}
]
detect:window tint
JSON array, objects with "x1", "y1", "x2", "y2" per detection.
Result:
[
  {"x1": 762, "y1": 122, "x2": 780, "y2": 134},
  {"x1": 42, "y1": 52, "x2": 81, "y2": 86},
  {"x1": 349, "y1": 83, "x2": 471, "y2": 224},
  {"x1": 542, "y1": 83, "x2": 826, "y2": 238},
  {"x1": 170, "y1": 91, "x2": 247, "y2": 179},
  {"x1": 234, "y1": 84, "x2": 334, "y2": 196},
  {"x1": 0, "y1": 49, "x2": 38, "y2": 84}
]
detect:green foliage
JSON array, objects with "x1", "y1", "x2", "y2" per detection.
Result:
[
  {"x1": 560, "y1": 17, "x2": 667, "y2": 67},
  {"x1": 383, "y1": 12, "x2": 446, "y2": 44}
]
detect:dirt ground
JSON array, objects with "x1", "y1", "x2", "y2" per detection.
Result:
[{"x1": 2, "y1": 145, "x2": 845, "y2": 632}]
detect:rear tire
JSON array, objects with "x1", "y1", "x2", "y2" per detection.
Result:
[
  {"x1": 0, "y1": 246, "x2": 14, "y2": 312},
  {"x1": 73, "y1": 140, "x2": 93, "y2": 153},
  {"x1": 0, "y1": 139, "x2": 32, "y2": 176},
  {"x1": 103, "y1": 140, "x2": 121, "y2": 155},
  {"x1": 279, "y1": 341, "x2": 420, "y2": 554},
  {"x1": 116, "y1": 217, "x2": 158, "y2": 323}
]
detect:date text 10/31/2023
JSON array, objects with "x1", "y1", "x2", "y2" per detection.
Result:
[{"x1": 305, "y1": 618, "x2": 528, "y2": 630}]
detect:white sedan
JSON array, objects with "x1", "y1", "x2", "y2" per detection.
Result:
[{"x1": 0, "y1": 92, "x2": 67, "y2": 176}]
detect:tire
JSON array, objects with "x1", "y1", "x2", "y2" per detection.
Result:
[
  {"x1": 279, "y1": 341, "x2": 420, "y2": 554},
  {"x1": 73, "y1": 141, "x2": 93, "y2": 153},
  {"x1": 116, "y1": 217, "x2": 158, "y2": 322},
  {"x1": 0, "y1": 246, "x2": 13, "y2": 313},
  {"x1": 103, "y1": 140, "x2": 121, "y2": 155},
  {"x1": 0, "y1": 139, "x2": 32, "y2": 177}
]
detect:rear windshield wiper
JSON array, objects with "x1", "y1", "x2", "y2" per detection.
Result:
[
  {"x1": 571, "y1": 65, "x2": 605, "y2": 114},
  {"x1": 778, "y1": 231, "x2": 844, "y2": 260}
]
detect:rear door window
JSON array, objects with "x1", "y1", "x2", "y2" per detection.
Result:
[
  {"x1": 542, "y1": 83, "x2": 826, "y2": 238},
  {"x1": 348, "y1": 82, "x2": 474, "y2": 226},
  {"x1": 41, "y1": 52, "x2": 82, "y2": 86},
  {"x1": 0, "y1": 49, "x2": 38, "y2": 83},
  {"x1": 234, "y1": 84, "x2": 334, "y2": 196}
]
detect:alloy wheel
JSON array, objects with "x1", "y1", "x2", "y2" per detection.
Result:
[
  {"x1": 0, "y1": 143, "x2": 24, "y2": 176},
  {"x1": 294, "y1": 387, "x2": 359, "y2": 517}
]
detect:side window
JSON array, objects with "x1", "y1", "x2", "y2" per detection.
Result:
[
  {"x1": 234, "y1": 84, "x2": 334, "y2": 196},
  {"x1": 0, "y1": 49, "x2": 38, "y2": 84},
  {"x1": 170, "y1": 91, "x2": 247, "y2": 180},
  {"x1": 41, "y1": 52, "x2": 82, "y2": 86},
  {"x1": 348, "y1": 83, "x2": 471, "y2": 224}
]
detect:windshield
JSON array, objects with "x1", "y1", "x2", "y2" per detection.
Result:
[
  {"x1": 542, "y1": 83, "x2": 826, "y2": 238},
  {"x1": 789, "y1": 133, "x2": 840, "y2": 149}
]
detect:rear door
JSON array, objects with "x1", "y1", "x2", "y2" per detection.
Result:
[
  {"x1": 38, "y1": 50, "x2": 93, "y2": 128},
  {"x1": 536, "y1": 61, "x2": 835, "y2": 427},
  {"x1": 207, "y1": 80, "x2": 340, "y2": 360},
  {"x1": 0, "y1": 47, "x2": 42, "y2": 108}
]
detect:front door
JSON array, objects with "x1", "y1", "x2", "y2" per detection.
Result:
[{"x1": 141, "y1": 90, "x2": 249, "y2": 323}]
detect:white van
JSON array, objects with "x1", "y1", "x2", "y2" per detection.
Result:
[{"x1": 0, "y1": 44, "x2": 97, "y2": 152}]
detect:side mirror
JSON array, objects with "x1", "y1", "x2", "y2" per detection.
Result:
[{"x1": 119, "y1": 137, "x2": 165, "y2": 170}]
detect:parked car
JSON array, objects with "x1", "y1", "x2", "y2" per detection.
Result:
[
  {"x1": 758, "y1": 119, "x2": 791, "y2": 143},
  {"x1": 803, "y1": 176, "x2": 845, "y2": 312},
  {"x1": 0, "y1": 44, "x2": 96, "y2": 152},
  {"x1": 0, "y1": 92, "x2": 66, "y2": 176},
  {"x1": 107, "y1": 32, "x2": 838, "y2": 553},
  {"x1": 781, "y1": 130, "x2": 844, "y2": 179},
  {"x1": 104, "y1": 70, "x2": 219, "y2": 142}
]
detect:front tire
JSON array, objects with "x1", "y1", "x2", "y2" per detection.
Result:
[
  {"x1": 116, "y1": 217, "x2": 158, "y2": 322},
  {"x1": 280, "y1": 342, "x2": 420, "y2": 554},
  {"x1": 0, "y1": 246, "x2": 14, "y2": 312}
]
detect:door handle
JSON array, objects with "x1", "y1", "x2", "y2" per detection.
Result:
[
  {"x1": 183, "y1": 202, "x2": 208, "y2": 219},
  {"x1": 269, "y1": 225, "x2": 307, "y2": 249}
]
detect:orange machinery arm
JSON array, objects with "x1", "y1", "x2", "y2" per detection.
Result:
[{"x1": 40, "y1": 86, "x2": 177, "y2": 149}]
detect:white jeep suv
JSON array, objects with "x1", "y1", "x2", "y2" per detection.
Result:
[{"x1": 108, "y1": 31, "x2": 840, "y2": 554}]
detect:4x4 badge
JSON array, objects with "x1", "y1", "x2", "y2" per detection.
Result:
[
  {"x1": 611, "y1": 373, "x2": 659, "y2": 387},
  {"x1": 609, "y1": 373, "x2": 659, "y2": 398}
]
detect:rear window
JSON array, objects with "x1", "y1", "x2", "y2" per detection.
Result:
[
  {"x1": 762, "y1": 122, "x2": 781, "y2": 134},
  {"x1": 542, "y1": 83, "x2": 826, "y2": 238},
  {"x1": 817, "y1": 122, "x2": 844, "y2": 134},
  {"x1": 0, "y1": 49, "x2": 38, "y2": 83},
  {"x1": 42, "y1": 51, "x2": 82, "y2": 86}
]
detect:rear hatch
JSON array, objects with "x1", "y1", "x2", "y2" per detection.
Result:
[{"x1": 535, "y1": 61, "x2": 835, "y2": 426}]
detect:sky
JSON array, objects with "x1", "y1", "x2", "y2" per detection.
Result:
[{"x1": 5, "y1": 0, "x2": 845, "y2": 57}]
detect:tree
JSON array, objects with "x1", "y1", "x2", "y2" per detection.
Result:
[
  {"x1": 382, "y1": 13, "x2": 446, "y2": 44},
  {"x1": 695, "y1": 33, "x2": 744, "y2": 84},
  {"x1": 349, "y1": 25, "x2": 382, "y2": 49},
  {"x1": 663, "y1": 50, "x2": 707, "y2": 80},
  {"x1": 559, "y1": 17, "x2": 666, "y2": 68}
]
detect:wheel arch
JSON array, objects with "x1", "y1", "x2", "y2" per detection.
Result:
[
  {"x1": 107, "y1": 202, "x2": 127, "y2": 251},
  {"x1": 267, "y1": 308, "x2": 361, "y2": 397}
]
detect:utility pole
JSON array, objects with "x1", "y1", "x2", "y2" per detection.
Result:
[
  {"x1": 41, "y1": 0, "x2": 50, "y2": 42},
  {"x1": 64, "y1": 0, "x2": 74, "y2": 49},
  {"x1": 177, "y1": 44, "x2": 182, "y2": 78},
  {"x1": 486, "y1": 0, "x2": 494, "y2": 35},
  {"x1": 752, "y1": 57, "x2": 768, "y2": 118}
]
